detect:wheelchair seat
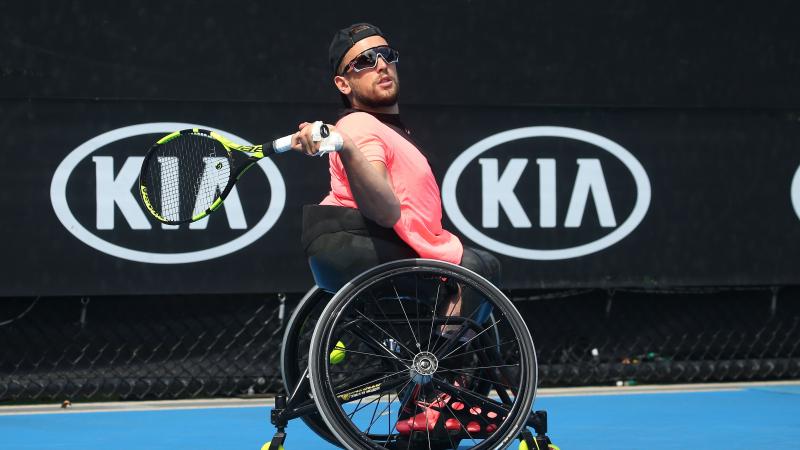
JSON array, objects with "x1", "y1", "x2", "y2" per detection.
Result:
[{"x1": 302, "y1": 204, "x2": 417, "y2": 293}]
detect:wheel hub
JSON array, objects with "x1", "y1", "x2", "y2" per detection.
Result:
[{"x1": 410, "y1": 351, "x2": 438, "y2": 384}]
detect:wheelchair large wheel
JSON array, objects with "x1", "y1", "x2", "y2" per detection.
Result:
[
  {"x1": 279, "y1": 285, "x2": 339, "y2": 446},
  {"x1": 308, "y1": 259, "x2": 537, "y2": 450}
]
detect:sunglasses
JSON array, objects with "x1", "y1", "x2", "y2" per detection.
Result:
[{"x1": 341, "y1": 46, "x2": 400, "y2": 75}]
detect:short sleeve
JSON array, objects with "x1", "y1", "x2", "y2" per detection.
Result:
[{"x1": 335, "y1": 112, "x2": 392, "y2": 167}]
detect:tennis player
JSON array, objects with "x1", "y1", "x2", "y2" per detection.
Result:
[
  {"x1": 292, "y1": 23, "x2": 503, "y2": 438},
  {"x1": 294, "y1": 23, "x2": 500, "y2": 301}
]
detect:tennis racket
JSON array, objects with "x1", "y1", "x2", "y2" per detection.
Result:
[{"x1": 139, "y1": 121, "x2": 342, "y2": 225}]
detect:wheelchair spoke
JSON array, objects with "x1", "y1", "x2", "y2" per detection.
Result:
[
  {"x1": 347, "y1": 395, "x2": 366, "y2": 419},
  {"x1": 424, "y1": 393, "x2": 433, "y2": 450},
  {"x1": 429, "y1": 288, "x2": 461, "y2": 355},
  {"x1": 439, "y1": 316, "x2": 504, "y2": 360},
  {"x1": 392, "y1": 281, "x2": 421, "y2": 350},
  {"x1": 335, "y1": 346, "x2": 412, "y2": 364},
  {"x1": 438, "y1": 338, "x2": 518, "y2": 361},
  {"x1": 439, "y1": 381, "x2": 495, "y2": 434},
  {"x1": 448, "y1": 362, "x2": 519, "y2": 371},
  {"x1": 385, "y1": 389, "x2": 395, "y2": 448},
  {"x1": 348, "y1": 393, "x2": 379, "y2": 419},
  {"x1": 378, "y1": 377, "x2": 414, "y2": 446},
  {"x1": 429, "y1": 293, "x2": 486, "y2": 358},
  {"x1": 440, "y1": 399, "x2": 460, "y2": 450},
  {"x1": 414, "y1": 276, "x2": 423, "y2": 358},
  {"x1": 439, "y1": 392, "x2": 478, "y2": 447},
  {"x1": 369, "y1": 290, "x2": 414, "y2": 355},
  {"x1": 335, "y1": 369, "x2": 408, "y2": 400},
  {"x1": 406, "y1": 393, "x2": 421, "y2": 450},
  {"x1": 431, "y1": 376, "x2": 512, "y2": 415},
  {"x1": 330, "y1": 363, "x2": 390, "y2": 374},
  {"x1": 365, "y1": 377, "x2": 411, "y2": 438},
  {"x1": 352, "y1": 309, "x2": 417, "y2": 361},
  {"x1": 366, "y1": 392, "x2": 384, "y2": 434},
  {"x1": 436, "y1": 366, "x2": 519, "y2": 392},
  {"x1": 426, "y1": 282, "x2": 443, "y2": 353}
]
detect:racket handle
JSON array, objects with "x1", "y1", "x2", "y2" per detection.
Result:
[{"x1": 272, "y1": 134, "x2": 294, "y2": 154}]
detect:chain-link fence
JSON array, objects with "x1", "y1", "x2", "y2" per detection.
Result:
[
  {"x1": 516, "y1": 286, "x2": 800, "y2": 386},
  {"x1": 0, "y1": 294, "x2": 286, "y2": 402},
  {"x1": 1, "y1": 286, "x2": 798, "y2": 402}
]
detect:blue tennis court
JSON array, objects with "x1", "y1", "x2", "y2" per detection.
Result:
[{"x1": 2, "y1": 382, "x2": 798, "y2": 450}]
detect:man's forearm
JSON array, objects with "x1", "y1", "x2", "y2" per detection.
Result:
[{"x1": 339, "y1": 144, "x2": 401, "y2": 228}]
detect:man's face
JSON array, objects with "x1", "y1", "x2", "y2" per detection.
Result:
[{"x1": 336, "y1": 36, "x2": 400, "y2": 108}]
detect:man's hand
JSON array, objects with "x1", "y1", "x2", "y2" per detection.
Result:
[{"x1": 292, "y1": 122, "x2": 351, "y2": 156}]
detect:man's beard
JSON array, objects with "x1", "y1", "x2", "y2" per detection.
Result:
[{"x1": 352, "y1": 83, "x2": 400, "y2": 108}]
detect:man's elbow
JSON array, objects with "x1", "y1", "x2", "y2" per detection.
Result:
[{"x1": 373, "y1": 201, "x2": 400, "y2": 228}]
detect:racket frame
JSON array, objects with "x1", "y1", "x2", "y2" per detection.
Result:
[{"x1": 139, "y1": 128, "x2": 273, "y2": 225}]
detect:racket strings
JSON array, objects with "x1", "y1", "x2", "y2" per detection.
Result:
[{"x1": 143, "y1": 133, "x2": 231, "y2": 223}]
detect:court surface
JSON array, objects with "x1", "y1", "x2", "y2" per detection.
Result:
[{"x1": 1, "y1": 381, "x2": 798, "y2": 450}]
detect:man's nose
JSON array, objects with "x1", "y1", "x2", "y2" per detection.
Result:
[{"x1": 375, "y1": 55, "x2": 389, "y2": 71}]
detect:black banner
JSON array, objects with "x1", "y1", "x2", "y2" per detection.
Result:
[
  {"x1": 1, "y1": 99, "x2": 799, "y2": 296},
  {"x1": 3, "y1": 1, "x2": 799, "y2": 108},
  {"x1": 3, "y1": 1, "x2": 800, "y2": 296}
]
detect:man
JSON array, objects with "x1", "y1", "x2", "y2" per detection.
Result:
[
  {"x1": 291, "y1": 23, "x2": 503, "y2": 441},
  {"x1": 292, "y1": 23, "x2": 500, "y2": 295}
]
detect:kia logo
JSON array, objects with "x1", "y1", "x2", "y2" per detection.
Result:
[
  {"x1": 50, "y1": 123, "x2": 286, "y2": 264},
  {"x1": 442, "y1": 126, "x2": 651, "y2": 260},
  {"x1": 792, "y1": 165, "x2": 800, "y2": 220}
]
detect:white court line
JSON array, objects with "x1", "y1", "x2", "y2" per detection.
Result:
[
  {"x1": 534, "y1": 380, "x2": 800, "y2": 397},
  {"x1": 0, "y1": 397, "x2": 277, "y2": 416},
  {"x1": 1, "y1": 380, "x2": 799, "y2": 416}
]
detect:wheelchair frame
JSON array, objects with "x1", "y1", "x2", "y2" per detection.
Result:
[{"x1": 267, "y1": 259, "x2": 555, "y2": 450}]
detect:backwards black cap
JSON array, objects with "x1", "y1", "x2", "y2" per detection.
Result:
[{"x1": 328, "y1": 23, "x2": 385, "y2": 76}]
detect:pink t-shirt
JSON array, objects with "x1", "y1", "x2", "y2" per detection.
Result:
[{"x1": 320, "y1": 112, "x2": 463, "y2": 264}]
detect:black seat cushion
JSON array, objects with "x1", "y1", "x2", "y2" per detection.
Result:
[{"x1": 302, "y1": 205, "x2": 418, "y2": 293}]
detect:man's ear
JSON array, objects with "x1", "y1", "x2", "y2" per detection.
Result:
[{"x1": 334, "y1": 75, "x2": 351, "y2": 95}]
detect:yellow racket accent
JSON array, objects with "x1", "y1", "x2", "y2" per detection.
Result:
[
  {"x1": 210, "y1": 131, "x2": 264, "y2": 158},
  {"x1": 156, "y1": 131, "x2": 181, "y2": 145},
  {"x1": 139, "y1": 185, "x2": 166, "y2": 222}
]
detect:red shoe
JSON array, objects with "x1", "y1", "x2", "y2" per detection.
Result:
[
  {"x1": 396, "y1": 391, "x2": 450, "y2": 433},
  {"x1": 396, "y1": 388, "x2": 504, "y2": 438}
]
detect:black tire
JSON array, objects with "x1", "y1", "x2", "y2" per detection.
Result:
[
  {"x1": 279, "y1": 285, "x2": 339, "y2": 446},
  {"x1": 308, "y1": 259, "x2": 538, "y2": 450}
]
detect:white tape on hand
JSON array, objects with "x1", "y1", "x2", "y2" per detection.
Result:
[
  {"x1": 317, "y1": 132, "x2": 344, "y2": 156},
  {"x1": 311, "y1": 121, "x2": 326, "y2": 142}
]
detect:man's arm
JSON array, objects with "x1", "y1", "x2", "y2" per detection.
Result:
[
  {"x1": 292, "y1": 122, "x2": 401, "y2": 228},
  {"x1": 338, "y1": 144, "x2": 400, "y2": 228}
]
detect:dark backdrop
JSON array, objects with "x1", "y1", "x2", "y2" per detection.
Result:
[
  {"x1": 4, "y1": 1, "x2": 800, "y2": 107},
  {"x1": 2, "y1": 1, "x2": 799, "y2": 296}
]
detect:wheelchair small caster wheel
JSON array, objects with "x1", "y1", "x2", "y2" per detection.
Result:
[{"x1": 519, "y1": 440, "x2": 560, "y2": 450}]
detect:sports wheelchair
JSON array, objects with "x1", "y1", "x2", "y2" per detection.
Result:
[{"x1": 266, "y1": 258, "x2": 556, "y2": 450}]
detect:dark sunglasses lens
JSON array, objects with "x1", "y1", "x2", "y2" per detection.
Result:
[
  {"x1": 353, "y1": 50, "x2": 378, "y2": 70},
  {"x1": 377, "y1": 47, "x2": 399, "y2": 63}
]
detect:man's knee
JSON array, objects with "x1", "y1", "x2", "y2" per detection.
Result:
[{"x1": 460, "y1": 246, "x2": 502, "y2": 288}]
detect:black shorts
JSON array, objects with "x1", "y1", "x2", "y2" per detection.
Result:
[{"x1": 302, "y1": 205, "x2": 501, "y2": 293}]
